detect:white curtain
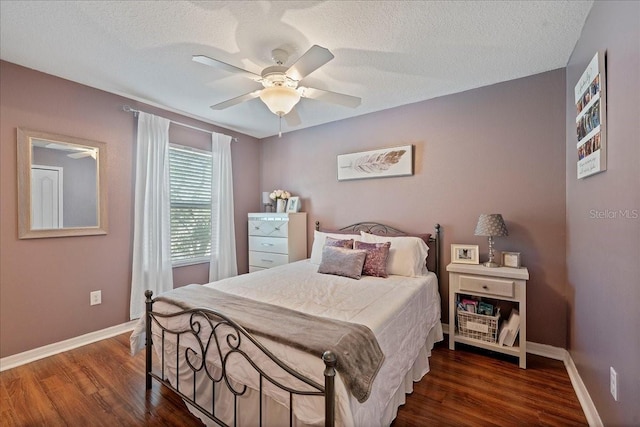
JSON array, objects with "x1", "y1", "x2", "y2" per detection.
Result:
[
  {"x1": 130, "y1": 112, "x2": 173, "y2": 320},
  {"x1": 209, "y1": 133, "x2": 238, "y2": 281}
]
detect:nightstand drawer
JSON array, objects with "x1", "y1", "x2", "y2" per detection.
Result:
[
  {"x1": 248, "y1": 220, "x2": 288, "y2": 237},
  {"x1": 249, "y1": 236, "x2": 288, "y2": 255},
  {"x1": 249, "y1": 251, "x2": 289, "y2": 269},
  {"x1": 459, "y1": 275, "x2": 514, "y2": 298}
]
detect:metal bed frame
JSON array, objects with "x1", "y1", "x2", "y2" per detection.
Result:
[{"x1": 145, "y1": 222, "x2": 441, "y2": 427}]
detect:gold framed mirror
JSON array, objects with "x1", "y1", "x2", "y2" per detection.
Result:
[{"x1": 17, "y1": 128, "x2": 108, "y2": 239}]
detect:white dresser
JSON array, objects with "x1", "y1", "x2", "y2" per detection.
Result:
[{"x1": 248, "y1": 213, "x2": 307, "y2": 272}]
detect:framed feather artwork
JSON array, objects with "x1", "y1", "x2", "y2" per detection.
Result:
[{"x1": 337, "y1": 145, "x2": 414, "y2": 181}]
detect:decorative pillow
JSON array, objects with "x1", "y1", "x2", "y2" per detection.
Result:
[
  {"x1": 317, "y1": 246, "x2": 367, "y2": 279},
  {"x1": 354, "y1": 241, "x2": 391, "y2": 278},
  {"x1": 324, "y1": 236, "x2": 354, "y2": 249},
  {"x1": 309, "y1": 230, "x2": 361, "y2": 264},
  {"x1": 360, "y1": 232, "x2": 429, "y2": 277}
]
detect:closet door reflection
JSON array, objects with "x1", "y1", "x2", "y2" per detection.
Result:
[{"x1": 31, "y1": 165, "x2": 63, "y2": 229}]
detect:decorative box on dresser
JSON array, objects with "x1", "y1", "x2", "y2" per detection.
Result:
[
  {"x1": 248, "y1": 213, "x2": 307, "y2": 272},
  {"x1": 447, "y1": 263, "x2": 530, "y2": 368}
]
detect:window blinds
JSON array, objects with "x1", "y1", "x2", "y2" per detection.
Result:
[{"x1": 168, "y1": 144, "x2": 212, "y2": 264}]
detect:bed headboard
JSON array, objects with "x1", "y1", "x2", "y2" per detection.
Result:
[{"x1": 315, "y1": 221, "x2": 441, "y2": 278}]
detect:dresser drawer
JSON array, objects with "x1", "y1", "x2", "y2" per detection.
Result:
[
  {"x1": 249, "y1": 251, "x2": 289, "y2": 269},
  {"x1": 459, "y1": 275, "x2": 514, "y2": 298},
  {"x1": 248, "y1": 219, "x2": 289, "y2": 237},
  {"x1": 249, "y1": 236, "x2": 288, "y2": 255}
]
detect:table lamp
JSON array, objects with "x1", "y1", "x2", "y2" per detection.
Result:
[
  {"x1": 262, "y1": 192, "x2": 273, "y2": 212},
  {"x1": 474, "y1": 213, "x2": 508, "y2": 267}
]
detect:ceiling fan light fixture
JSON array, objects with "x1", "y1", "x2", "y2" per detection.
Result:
[{"x1": 259, "y1": 86, "x2": 300, "y2": 116}]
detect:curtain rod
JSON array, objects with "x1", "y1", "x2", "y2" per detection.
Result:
[{"x1": 122, "y1": 105, "x2": 238, "y2": 142}]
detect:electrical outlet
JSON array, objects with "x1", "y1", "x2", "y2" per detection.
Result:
[
  {"x1": 90, "y1": 290, "x2": 102, "y2": 306},
  {"x1": 610, "y1": 367, "x2": 618, "y2": 401}
]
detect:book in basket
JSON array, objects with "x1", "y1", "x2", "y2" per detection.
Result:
[{"x1": 499, "y1": 309, "x2": 520, "y2": 347}]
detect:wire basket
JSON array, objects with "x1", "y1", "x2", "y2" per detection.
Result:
[{"x1": 457, "y1": 310, "x2": 500, "y2": 343}]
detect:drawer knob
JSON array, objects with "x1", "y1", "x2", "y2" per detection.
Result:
[
  {"x1": 261, "y1": 243, "x2": 274, "y2": 247},
  {"x1": 275, "y1": 226, "x2": 281, "y2": 230},
  {"x1": 482, "y1": 285, "x2": 489, "y2": 290},
  {"x1": 261, "y1": 259, "x2": 274, "y2": 263},
  {"x1": 254, "y1": 226, "x2": 260, "y2": 230}
]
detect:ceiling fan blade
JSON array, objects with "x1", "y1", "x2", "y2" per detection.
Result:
[
  {"x1": 67, "y1": 151, "x2": 95, "y2": 159},
  {"x1": 283, "y1": 108, "x2": 301, "y2": 127},
  {"x1": 299, "y1": 87, "x2": 361, "y2": 108},
  {"x1": 286, "y1": 45, "x2": 334, "y2": 81},
  {"x1": 193, "y1": 55, "x2": 261, "y2": 79},
  {"x1": 45, "y1": 143, "x2": 77, "y2": 151},
  {"x1": 210, "y1": 90, "x2": 262, "y2": 110}
]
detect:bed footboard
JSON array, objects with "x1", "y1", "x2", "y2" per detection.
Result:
[{"x1": 144, "y1": 290, "x2": 337, "y2": 427}]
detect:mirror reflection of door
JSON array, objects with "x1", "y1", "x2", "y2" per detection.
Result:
[
  {"x1": 31, "y1": 165, "x2": 63, "y2": 229},
  {"x1": 31, "y1": 142, "x2": 98, "y2": 228}
]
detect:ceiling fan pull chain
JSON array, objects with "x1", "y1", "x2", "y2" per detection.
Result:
[{"x1": 279, "y1": 115, "x2": 282, "y2": 138}]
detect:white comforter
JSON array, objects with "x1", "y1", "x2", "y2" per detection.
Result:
[{"x1": 131, "y1": 259, "x2": 442, "y2": 426}]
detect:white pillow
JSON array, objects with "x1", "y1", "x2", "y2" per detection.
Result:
[
  {"x1": 360, "y1": 232, "x2": 429, "y2": 277},
  {"x1": 309, "y1": 230, "x2": 361, "y2": 265}
]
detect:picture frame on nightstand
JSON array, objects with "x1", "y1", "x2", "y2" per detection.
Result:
[
  {"x1": 451, "y1": 244, "x2": 479, "y2": 264},
  {"x1": 502, "y1": 251, "x2": 522, "y2": 268}
]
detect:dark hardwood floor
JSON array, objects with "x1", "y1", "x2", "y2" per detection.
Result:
[
  {"x1": 391, "y1": 342, "x2": 588, "y2": 426},
  {"x1": 1, "y1": 333, "x2": 587, "y2": 426}
]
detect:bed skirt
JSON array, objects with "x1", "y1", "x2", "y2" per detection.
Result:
[{"x1": 184, "y1": 322, "x2": 444, "y2": 427}]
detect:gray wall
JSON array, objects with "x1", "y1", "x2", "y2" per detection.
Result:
[
  {"x1": 565, "y1": 1, "x2": 640, "y2": 425},
  {"x1": 260, "y1": 69, "x2": 568, "y2": 347}
]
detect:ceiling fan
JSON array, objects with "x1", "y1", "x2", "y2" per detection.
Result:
[
  {"x1": 193, "y1": 45, "x2": 361, "y2": 133},
  {"x1": 45, "y1": 143, "x2": 97, "y2": 159}
]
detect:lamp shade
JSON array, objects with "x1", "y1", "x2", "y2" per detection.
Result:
[
  {"x1": 474, "y1": 214, "x2": 508, "y2": 237},
  {"x1": 262, "y1": 191, "x2": 271, "y2": 204},
  {"x1": 259, "y1": 86, "x2": 301, "y2": 116}
]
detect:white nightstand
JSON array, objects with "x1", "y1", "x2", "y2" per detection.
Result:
[{"x1": 447, "y1": 263, "x2": 529, "y2": 368}]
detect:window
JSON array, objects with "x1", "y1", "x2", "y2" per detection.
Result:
[{"x1": 168, "y1": 144, "x2": 212, "y2": 265}]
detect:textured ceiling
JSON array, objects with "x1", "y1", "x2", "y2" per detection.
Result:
[{"x1": 0, "y1": 1, "x2": 593, "y2": 139}]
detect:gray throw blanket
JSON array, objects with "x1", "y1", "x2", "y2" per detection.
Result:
[{"x1": 155, "y1": 284, "x2": 384, "y2": 403}]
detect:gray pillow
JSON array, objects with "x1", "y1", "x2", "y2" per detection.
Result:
[{"x1": 317, "y1": 246, "x2": 367, "y2": 280}]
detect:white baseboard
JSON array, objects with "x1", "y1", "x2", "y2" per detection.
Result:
[
  {"x1": 442, "y1": 322, "x2": 601, "y2": 426},
  {"x1": 442, "y1": 322, "x2": 451, "y2": 335},
  {"x1": 563, "y1": 350, "x2": 603, "y2": 427},
  {"x1": 0, "y1": 320, "x2": 137, "y2": 372},
  {"x1": 527, "y1": 341, "x2": 567, "y2": 360}
]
